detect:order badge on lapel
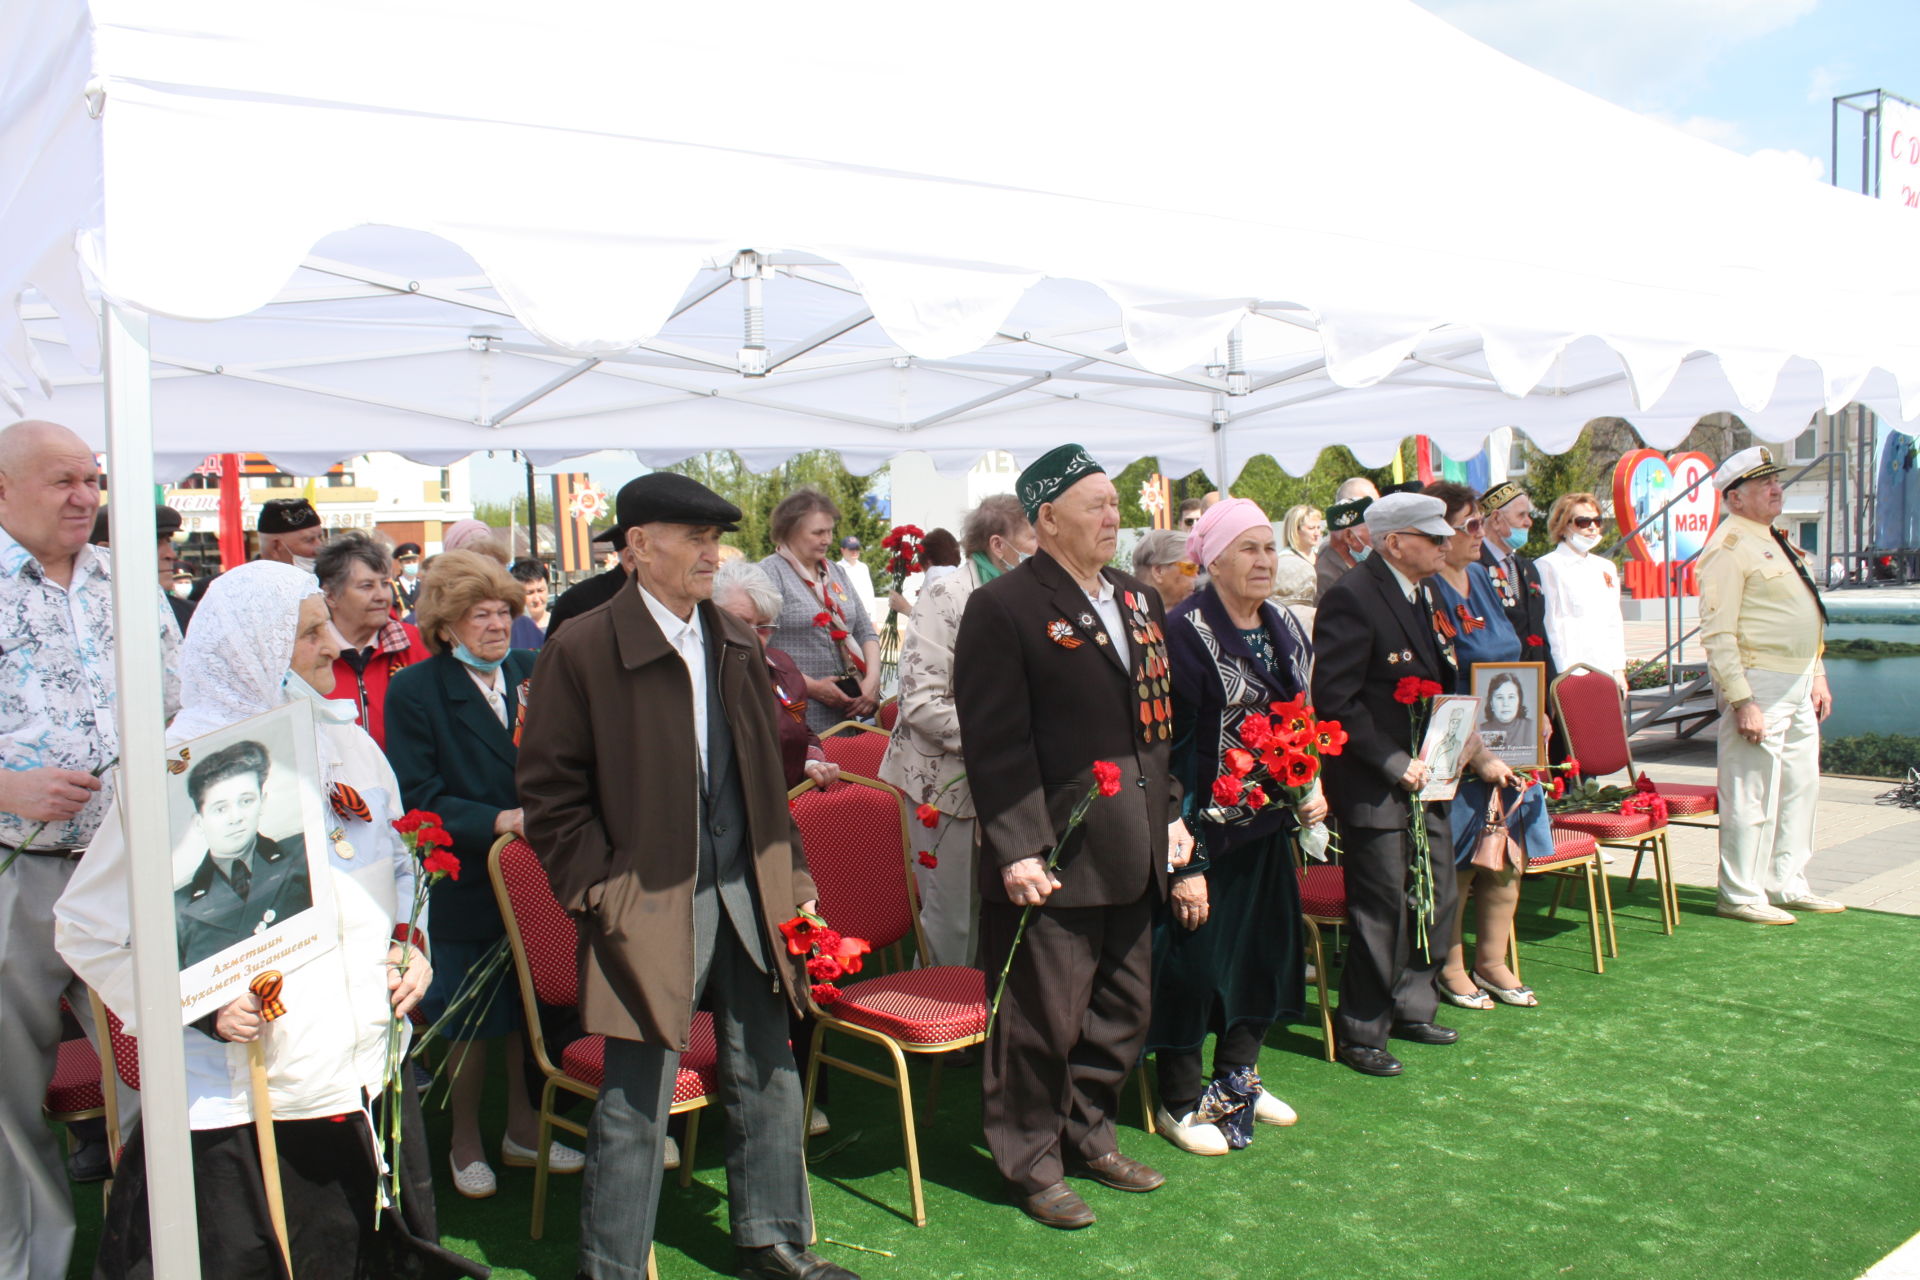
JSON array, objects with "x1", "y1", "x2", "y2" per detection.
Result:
[
  {"x1": 1123, "y1": 591, "x2": 1172, "y2": 742},
  {"x1": 1047, "y1": 619, "x2": 1084, "y2": 650}
]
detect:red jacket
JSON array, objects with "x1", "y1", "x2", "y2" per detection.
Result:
[{"x1": 328, "y1": 620, "x2": 432, "y2": 749}]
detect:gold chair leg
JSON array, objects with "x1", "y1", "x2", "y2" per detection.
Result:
[
  {"x1": 531, "y1": 1077, "x2": 558, "y2": 1240},
  {"x1": 801, "y1": 1023, "x2": 827, "y2": 1158},
  {"x1": 1582, "y1": 862, "x2": 1604, "y2": 974},
  {"x1": 885, "y1": 1039, "x2": 928, "y2": 1228},
  {"x1": 1136, "y1": 1066, "x2": 1157, "y2": 1134},
  {"x1": 1304, "y1": 917, "x2": 1335, "y2": 1062},
  {"x1": 680, "y1": 1107, "x2": 701, "y2": 1190},
  {"x1": 1596, "y1": 855, "x2": 1619, "y2": 957},
  {"x1": 1548, "y1": 875, "x2": 1567, "y2": 919},
  {"x1": 647, "y1": 1245, "x2": 659, "y2": 1280},
  {"x1": 1507, "y1": 899, "x2": 1522, "y2": 986},
  {"x1": 1659, "y1": 833, "x2": 1679, "y2": 934}
]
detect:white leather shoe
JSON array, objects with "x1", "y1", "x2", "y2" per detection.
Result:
[
  {"x1": 450, "y1": 1155, "x2": 497, "y2": 1198},
  {"x1": 1716, "y1": 902, "x2": 1796, "y2": 925},
  {"x1": 1775, "y1": 895, "x2": 1846, "y2": 913},
  {"x1": 1252, "y1": 1090, "x2": 1298, "y2": 1126},
  {"x1": 500, "y1": 1135, "x2": 585, "y2": 1173},
  {"x1": 1154, "y1": 1106, "x2": 1229, "y2": 1156},
  {"x1": 808, "y1": 1107, "x2": 830, "y2": 1137}
]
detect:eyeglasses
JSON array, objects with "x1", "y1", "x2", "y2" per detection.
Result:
[
  {"x1": 1451, "y1": 518, "x2": 1485, "y2": 536},
  {"x1": 1569, "y1": 515, "x2": 1603, "y2": 530},
  {"x1": 1180, "y1": 516, "x2": 1200, "y2": 529},
  {"x1": 1174, "y1": 561, "x2": 1198, "y2": 577}
]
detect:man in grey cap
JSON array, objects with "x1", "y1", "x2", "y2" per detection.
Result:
[
  {"x1": 518, "y1": 471, "x2": 856, "y2": 1280},
  {"x1": 1311, "y1": 492, "x2": 1516, "y2": 1077},
  {"x1": 1697, "y1": 446, "x2": 1840, "y2": 924}
]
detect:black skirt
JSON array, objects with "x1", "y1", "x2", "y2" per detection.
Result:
[{"x1": 93, "y1": 1083, "x2": 487, "y2": 1280}]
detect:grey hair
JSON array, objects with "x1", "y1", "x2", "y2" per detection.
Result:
[
  {"x1": 1131, "y1": 528, "x2": 1189, "y2": 575},
  {"x1": 314, "y1": 529, "x2": 389, "y2": 593},
  {"x1": 1333, "y1": 476, "x2": 1380, "y2": 503},
  {"x1": 713, "y1": 557, "x2": 782, "y2": 624}
]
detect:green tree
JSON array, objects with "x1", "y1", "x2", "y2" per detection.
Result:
[
  {"x1": 1112, "y1": 447, "x2": 1393, "y2": 528},
  {"x1": 666, "y1": 451, "x2": 890, "y2": 571}
]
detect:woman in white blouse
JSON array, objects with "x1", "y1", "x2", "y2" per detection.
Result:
[{"x1": 1536, "y1": 492, "x2": 1628, "y2": 688}]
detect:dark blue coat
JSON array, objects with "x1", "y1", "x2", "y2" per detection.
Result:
[{"x1": 383, "y1": 649, "x2": 537, "y2": 942}]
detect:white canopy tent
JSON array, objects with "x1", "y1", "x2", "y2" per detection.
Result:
[{"x1": 7, "y1": 1, "x2": 1920, "y2": 1275}]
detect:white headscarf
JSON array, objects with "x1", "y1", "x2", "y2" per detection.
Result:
[{"x1": 167, "y1": 562, "x2": 358, "y2": 782}]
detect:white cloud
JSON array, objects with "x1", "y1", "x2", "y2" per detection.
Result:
[
  {"x1": 1417, "y1": 0, "x2": 1820, "y2": 109},
  {"x1": 1748, "y1": 147, "x2": 1827, "y2": 181},
  {"x1": 1665, "y1": 114, "x2": 1748, "y2": 148},
  {"x1": 1806, "y1": 62, "x2": 1852, "y2": 105}
]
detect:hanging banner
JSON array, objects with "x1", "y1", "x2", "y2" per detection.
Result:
[
  {"x1": 1611, "y1": 449, "x2": 1719, "y2": 599},
  {"x1": 1882, "y1": 96, "x2": 1920, "y2": 212}
]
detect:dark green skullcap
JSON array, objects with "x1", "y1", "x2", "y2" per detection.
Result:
[
  {"x1": 1017, "y1": 444, "x2": 1106, "y2": 522},
  {"x1": 1325, "y1": 496, "x2": 1372, "y2": 531}
]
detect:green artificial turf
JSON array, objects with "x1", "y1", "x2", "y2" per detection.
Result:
[{"x1": 68, "y1": 880, "x2": 1920, "y2": 1279}]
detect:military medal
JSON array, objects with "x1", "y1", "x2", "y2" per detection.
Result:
[
  {"x1": 332, "y1": 826, "x2": 355, "y2": 859},
  {"x1": 1047, "y1": 619, "x2": 1083, "y2": 649}
]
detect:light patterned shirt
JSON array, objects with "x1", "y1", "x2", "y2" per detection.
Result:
[{"x1": 0, "y1": 527, "x2": 181, "y2": 847}]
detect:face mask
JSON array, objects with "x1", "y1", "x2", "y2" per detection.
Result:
[
  {"x1": 1504, "y1": 525, "x2": 1529, "y2": 550},
  {"x1": 1353, "y1": 545, "x2": 1372, "y2": 562},
  {"x1": 401, "y1": 563, "x2": 418, "y2": 579},
  {"x1": 282, "y1": 668, "x2": 358, "y2": 721},
  {"x1": 172, "y1": 582, "x2": 193, "y2": 598},
  {"x1": 453, "y1": 641, "x2": 506, "y2": 673},
  {"x1": 292, "y1": 555, "x2": 317, "y2": 575},
  {"x1": 1567, "y1": 531, "x2": 1602, "y2": 554}
]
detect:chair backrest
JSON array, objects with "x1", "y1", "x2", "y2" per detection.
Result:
[
  {"x1": 820, "y1": 724, "x2": 890, "y2": 777},
  {"x1": 490, "y1": 836, "x2": 581, "y2": 1009},
  {"x1": 789, "y1": 775, "x2": 917, "y2": 953},
  {"x1": 1550, "y1": 664, "x2": 1634, "y2": 779},
  {"x1": 877, "y1": 698, "x2": 899, "y2": 731}
]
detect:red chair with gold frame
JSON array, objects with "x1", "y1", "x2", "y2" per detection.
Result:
[
  {"x1": 1508, "y1": 827, "x2": 1610, "y2": 978},
  {"x1": 490, "y1": 835, "x2": 715, "y2": 1242},
  {"x1": 1296, "y1": 863, "x2": 1347, "y2": 1062},
  {"x1": 790, "y1": 774, "x2": 987, "y2": 1227},
  {"x1": 876, "y1": 697, "x2": 899, "y2": 732},
  {"x1": 1549, "y1": 664, "x2": 1689, "y2": 934},
  {"x1": 819, "y1": 721, "x2": 891, "y2": 778}
]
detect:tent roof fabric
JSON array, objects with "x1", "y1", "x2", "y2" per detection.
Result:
[{"x1": 5, "y1": 0, "x2": 1919, "y2": 478}]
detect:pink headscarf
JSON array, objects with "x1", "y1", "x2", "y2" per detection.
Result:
[
  {"x1": 441, "y1": 519, "x2": 495, "y2": 553},
  {"x1": 1186, "y1": 497, "x2": 1271, "y2": 571}
]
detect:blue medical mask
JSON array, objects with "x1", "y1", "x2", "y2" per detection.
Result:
[
  {"x1": 282, "y1": 668, "x2": 359, "y2": 723},
  {"x1": 1504, "y1": 525, "x2": 1529, "y2": 550},
  {"x1": 1354, "y1": 545, "x2": 1372, "y2": 562},
  {"x1": 453, "y1": 642, "x2": 506, "y2": 673}
]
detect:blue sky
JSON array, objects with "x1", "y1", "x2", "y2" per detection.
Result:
[{"x1": 1417, "y1": 0, "x2": 1920, "y2": 184}]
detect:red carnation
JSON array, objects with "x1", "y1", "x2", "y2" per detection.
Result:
[
  {"x1": 806, "y1": 954, "x2": 844, "y2": 982},
  {"x1": 778, "y1": 915, "x2": 818, "y2": 956},
  {"x1": 392, "y1": 809, "x2": 443, "y2": 835},
  {"x1": 1419, "y1": 679, "x2": 1445, "y2": 700},
  {"x1": 917, "y1": 850, "x2": 938, "y2": 869},
  {"x1": 1393, "y1": 676, "x2": 1426, "y2": 705},
  {"x1": 915, "y1": 803, "x2": 941, "y2": 828},
  {"x1": 422, "y1": 848, "x2": 461, "y2": 881},
  {"x1": 812, "y1": 611, "x2": 832, "y2": 627},
  {"x1": 1212, "y1": 774, "x2": 1245, "y2": 807},
  {"x1": 1092, "y1": 760, "x2": 1123, "y2": 797},
  {"x1": 1565, "y1": 758, "x2": 1583, "y2": 780},
  {"x1": 812, "y1": 928, "x2": 843, "y2": 955},
  {"x1": 1245, "y1": 785, "x2": 1270, "y2": 811},
  {"x1": 1635, "y1": 771, "x2": 1654, "y2": 793},
  {"x1": 1280, "y1": 751, "x2": 1320, "y2": 788},
  {"x1": 829, "y1": 628, "x2": 849, "y2": 642},
  {"x1": 1550, "y1": 775, "x2": 1567, "y2": 800},
  {"x1": 1524, "y1": 634, "x2": 1545, "y2": 648},
  {"x1": 1238, "y1": 716, "x2": 1275, "y2": 750},
  {"x1": 1223, "y1": 747, "x2": 1256, "y2": 778},
  {"x1": 810, "y1": 982, "x2": 842, "y2": 1007},
  {"x1": 417, "y1": 826, "x2": 454, "y2": 848}
]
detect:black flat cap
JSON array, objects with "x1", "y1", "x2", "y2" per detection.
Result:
[
  {"x1": 91, "y1": 504, "x2": 184, "y2": 545},
  {"x1": 392, "y1": 541, "x2": 422, "y2": 559},
  {"x1": 592, "y1": 473, "x2": 740, "y2": 542},
  {"x1": 257, "y1": 497, "x2": 321, "y2": 534}
]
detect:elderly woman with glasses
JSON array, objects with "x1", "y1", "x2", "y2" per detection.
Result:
[
  {"x1": 1536, "y1": 492, "x2": 1628, "y2": 689},
  {"x1": 1130, "y1": 528, "x2": 1199, "y2": 611}
]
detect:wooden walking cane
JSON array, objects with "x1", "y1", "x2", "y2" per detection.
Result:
[{"x1": 247, "y1": 971, "x2": 293, "y2": 1276}]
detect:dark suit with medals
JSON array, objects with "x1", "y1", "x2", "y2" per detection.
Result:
[
  {"x1": 953, "y1": 549, "x2": 1177, "y2": 1195},
  {"x1": 1310, "y1": 554, "x2": 1459, "y2": 1050},
  {"x1": 1480, "y1": 542, "x2": 1554, "y2": 674},
  {"x1": 175, "y1": 833, "x2": 312, "y2": 969}
]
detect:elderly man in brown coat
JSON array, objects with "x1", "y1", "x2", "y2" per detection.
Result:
[{"x1": 518, "y1": 473, "x2": 856, "y2": 1280}]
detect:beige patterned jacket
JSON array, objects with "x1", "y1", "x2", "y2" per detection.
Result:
[{"x1": 878, "y1": 560, "x2": 983, "y2": 819}]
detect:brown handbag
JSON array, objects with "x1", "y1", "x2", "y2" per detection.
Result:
[{"x1": 1470, "y1": 789, "x2": 1524, "y2": 873}]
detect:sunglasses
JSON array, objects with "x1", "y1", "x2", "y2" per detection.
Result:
[
  {"x1": 1569, "y1": 515, "x2": 1603, "y2": 530},
  {"x1": 1451, "y1": 518, "x2": 1485, "y2": 536}
]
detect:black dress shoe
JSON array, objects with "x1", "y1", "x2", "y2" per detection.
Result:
[
  {"x1": 1071, "y1": 1150, "x2": 1165, "y2": 1192},
  {"x1": 1337, "y1": 1044, "x2": 1405, "y2": 1076},
  {"x1": 738, "y1": 1241, "x2": 860, "y2": 1280},
  {"x1": 1390, "y1": 1021, "x2": 1459, "y2": 1045},
  {"x1": 1014, "y1": 1181, "x2": 1097, "y2": 1229}
]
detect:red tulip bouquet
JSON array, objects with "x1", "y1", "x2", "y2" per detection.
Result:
[
  {"x1": 377, "y1": 809, "x2": 458, "y2": 1226},
  {"x1": 780, "y1": 912, "x2": 873, "y2": 1009},
  {"x1": 986, "y1": 760, "x2": 1122, "y2": 1034},
  {"x1": 1199, "y1": 695, "x2": 1346, "y2": 860}
]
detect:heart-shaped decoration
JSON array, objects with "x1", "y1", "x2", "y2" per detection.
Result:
[{"x1": 1612, "y1": 448, "x2": 1720, "y2": 567}]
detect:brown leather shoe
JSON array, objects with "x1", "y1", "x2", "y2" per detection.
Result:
[
  {"x1": 1073, "y1": 1150, "x2": 1166, "y2": 1193},
  {"x1": 1015, "y1": 1181, "x2": 1097, "y2": 1229}
]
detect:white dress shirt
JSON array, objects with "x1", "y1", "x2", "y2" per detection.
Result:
[
  {"x1": 1084, "y1": 575, "x2": 1133, "y2": 671},
  {"x1": 1536, "y1": 542, "x2": 1628, "y2": 677},
  {"x1": 639, "y1": 582, "x2": 708, "y2": 778},
  {"x1": 465, "y1": 664, "x2": 508, "y2": 728},
  {"x1": 1384, "y1": 559, "x2": 1422, "y2": 604}
]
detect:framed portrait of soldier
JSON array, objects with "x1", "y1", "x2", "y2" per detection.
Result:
[
  {"x1": 1470, "y1": 661, "x2": 1548, "y2": 769},
  {"x1": 169, "y1": 700, "x2": 337, "y2": 1023},
  {"x1": 1416, "y1": 694, "x2": 1481, "y2": 803}
]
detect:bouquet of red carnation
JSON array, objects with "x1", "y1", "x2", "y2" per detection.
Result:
[
  {"x1": 780, "y1": 911, "x2": 872, "y2": 1009},
  {"x1": 1200, "y1": 695, "x2": 1345, "y2": 861},
  {"x1": 1391, "y1": 677, "x2": 1448, "y2": 955},
  {"x1": 876, "y1": 524, "x2": 926, "y2": 679},
  {"x1": 377, "y1": 809, "x2": 459, "y2": 1225}
]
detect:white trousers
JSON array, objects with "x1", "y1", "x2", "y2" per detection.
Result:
[
  {"x1": 911, "y1": 812, "x2": 979, "y2": 968},
  {"x1": 1715, "y1": 668, "x2": 1821, "y2": 907}
]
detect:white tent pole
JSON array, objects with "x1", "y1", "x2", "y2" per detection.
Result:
[{"x1": 102, "y1": 300, "x2": 202, "y2": 1280}]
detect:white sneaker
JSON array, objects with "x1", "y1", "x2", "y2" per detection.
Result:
[
  {"x1": 808, "y1": 1106, "x2": 830, "y2": 1137},
  {"x1": 1154, "y1": 1105, "x2": 1229, "y2": 1156},
  {"x1": 449, "y1": 1155, "x2": 497, "y2": 1198},
  {"x1": 1775, "y1": 895, "x2": 1847, "y2": 913},
  {"x1": 1716, "y1": 902, "x2": 1796, "y2": 925},
  {"x1": 663, "y1": 1135, "x2": 681, "y2": 1169},
  {"x1": 499, "y1": 1134, "x2": 585, "y2": 1173},
  {"x1": 1252, "y1": 1090, "x2": 1298, "y2": 1127}
]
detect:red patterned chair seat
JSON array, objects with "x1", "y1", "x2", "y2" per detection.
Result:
[
  {"x1": 820, "y1": 729, "x2": 889, "y2": 779},
  {"x1": 1551, "y1": 810, "x2": 1658, "y2": 840},
  {"x1": 877, "y1": 700, "x2": 899, "y2": 732},
  {"x1": 46, "y1": 1038, "x2": 104, "y2": 1115},
  {"x1": 1652, "y1": 783, "x2": 1717, "y2": 816},
  {"x1": 558, "y1": 1013, "x2": 718, "y2": 1106},
  {"x1": 827, "y1": 967, "x2": 986, "y2": 1045},
  {"x1": 1298, "y1": 865, "x2": 1348, "y2": 920},
  {"x1": 1531, "y1": 829, "x2": 1598, "y2": 867}
]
